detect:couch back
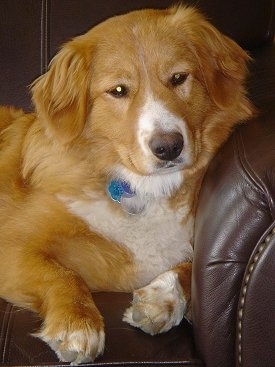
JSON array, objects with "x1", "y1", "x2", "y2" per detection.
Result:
[{"x1": 0, "y1": 0, "x2": 274, "y2": 111}]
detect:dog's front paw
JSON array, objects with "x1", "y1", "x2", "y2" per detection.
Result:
[
  {"x1": 35, "y1": 306, "x2": 105, "y2": 364},
  {"x1": 123, "y1": 271, "x2": 187, "y2": 335}
]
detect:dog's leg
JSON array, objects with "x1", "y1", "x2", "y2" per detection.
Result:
[
  {"x1": 123, "y1": 262, "x2": 192, "y2": 335},
  {"x1": 0, "y1": 191, "x2": 136, "y2": 363},
  {"x1": 3, "y1": 253, "x2": 105, "y2": 364},
  {"x1": 35, "y1": 262, "x2": 105, "y2": 364}
]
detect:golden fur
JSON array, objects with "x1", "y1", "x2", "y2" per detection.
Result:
[{"x1": 0, "y1": 5, "x2": 253, "y2": 363}]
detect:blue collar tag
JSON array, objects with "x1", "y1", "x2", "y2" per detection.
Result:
[
  {"x1": 107, "y1": 179, "x2": 135, "y2": 203},
  {"x1": 107, "y1": 179, "x2": 145, "y2": 215}
]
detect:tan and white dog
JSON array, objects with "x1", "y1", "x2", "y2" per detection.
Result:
[{"x1": 0, "y1": 5, "x2": 253, "y2": 364}]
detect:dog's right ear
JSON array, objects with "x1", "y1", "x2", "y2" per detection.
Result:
[{"x1": 32, "y1": 38, "x2": 91, "y2": 143}]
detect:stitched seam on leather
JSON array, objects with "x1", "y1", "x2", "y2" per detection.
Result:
[
  {"x1": 268, "y1": 0, "x2": 275, "y2": 39},
  {"x1": 237, "y1": 225, "x2": 275, "y2": 366},
  {"x1": 0, "y1": 302, "x2": 13, "y2": 363},
  {"x1": 40, "y1": 0, "x2": 50, "y2": 74},
  {"x1": 263, "y1": 0, "x2": 275, "y2": 41}
]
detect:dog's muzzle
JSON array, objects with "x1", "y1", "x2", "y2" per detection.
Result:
[{"x1": 149, "y1": 132, "x2": 184, "y2": 161}]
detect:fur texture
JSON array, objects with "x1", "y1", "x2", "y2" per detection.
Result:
[{"x1": 0, "y1": 5, "x2": 253, "y2": 364}]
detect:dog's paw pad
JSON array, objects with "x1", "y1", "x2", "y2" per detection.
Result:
[{"x1": 123, "y1": 271, "x2": 187, "y2": 335}]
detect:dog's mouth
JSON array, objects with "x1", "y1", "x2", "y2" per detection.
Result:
[
  {"x1": 126, "y1": 152, "x2": 188, "y2": 177},
  {"x1": 154, "y1": 157, "x2": 186, "y2": 173}
]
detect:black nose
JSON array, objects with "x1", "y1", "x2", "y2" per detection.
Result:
[{"x1": 149, "y1": 132, "x2": 184, "y2": 161}]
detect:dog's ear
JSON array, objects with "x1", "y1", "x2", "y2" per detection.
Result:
[
  {"x1": 171, "y1": 6, "x2": 253, "y2": 113},
  {"x1": 32, "y1": 38, "x2": 91, "y2": 142}
]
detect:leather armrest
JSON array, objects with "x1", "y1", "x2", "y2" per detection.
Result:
[
  {"x1": 192, "y1": 104, "x2": 275, "y2": 367},
  {"x1": 237, "y1": 223, "x2": 275, "y2": 367}
]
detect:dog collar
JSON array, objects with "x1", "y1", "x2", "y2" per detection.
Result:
[{"x1": 107, "y1": 179, "x2": 145, "y2": 215}]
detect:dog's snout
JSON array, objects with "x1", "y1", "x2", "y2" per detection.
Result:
[{"x1": 149, "y1": 132, "x2": 184, "y2": 161}]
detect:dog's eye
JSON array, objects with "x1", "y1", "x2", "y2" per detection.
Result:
[
  {"x1": 170, "y1": 73, "x2": 189, "y2": 87},
  {"x1": 108, "y1": 85, "x2": 128, "y2": 98}
]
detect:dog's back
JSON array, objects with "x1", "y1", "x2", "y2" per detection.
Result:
[
  {"x1": 0, "y1": 107, "x2": 35, "y2": 200},
  {"x1": 0, "y1": 106, "x2": 25, "y2": 131}
]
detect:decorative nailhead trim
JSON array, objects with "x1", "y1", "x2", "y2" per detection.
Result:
[{"x1": 237, "y1": 226, "x2": 275, "y2": 366}]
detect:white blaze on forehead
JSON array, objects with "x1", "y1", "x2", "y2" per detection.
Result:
[{"x1": 137, "y1": 95, "x2": 186, "y2": 157}]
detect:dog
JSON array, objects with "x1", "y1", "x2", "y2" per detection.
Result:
[{"x1": 0, "y1": 5, "x2": 254, "y2": 364}]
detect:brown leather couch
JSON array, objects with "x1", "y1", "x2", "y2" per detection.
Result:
[{"x1": 0, "y1": 1, "x2": 274, "y2": 366}]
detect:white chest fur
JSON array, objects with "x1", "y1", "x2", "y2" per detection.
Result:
[{"x1": 59, "y1": 194, "x2": 193, "y2": 287}]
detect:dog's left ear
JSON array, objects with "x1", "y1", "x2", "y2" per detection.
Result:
[
  {"x1": 171, "y1": 6, "x2": 253, "y2": 113},
  {"x1": 32, "y1": 38, "x2": 91, "y2": 142}
]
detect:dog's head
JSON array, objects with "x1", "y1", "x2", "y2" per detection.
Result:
[{"x1": 32, "y1": 6, "x2": 254, "y2": 195}]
